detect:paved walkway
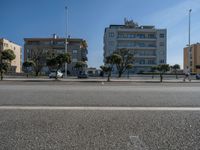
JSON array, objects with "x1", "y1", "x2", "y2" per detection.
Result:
[{"x1": 2, "y1": 77, "x2": 200, "y2": 83}]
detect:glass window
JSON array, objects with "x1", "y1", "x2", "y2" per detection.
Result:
[
  {"x1": 148, "y1": 34, "x2": 156, "y2": 39},
  {"x1": 109, "y1": 32, "x2": 114, "y2": 37},
  {"x1": 72, "y1": 58, "x2": 77, "y2": 62},
  {"x1": 139, "y1": 59, "x2": 145, "y2": 64},
  {"x1": 138, "y1": 43, "x2": 145, "y2": 47},
  {"x1": 137, "y1": 34, "x2": 145, "y2": 39},
  {"x1": 160, "y1": 34, "x2": 165, "y2": 38},
  {"x1": 73, "y1": 50, "x2": 78, "y2": 54},
  {"x1": 160, "y1": 42, "x2": 164, "y2": 46},
  {"x1": 160, "y1": 59, "x2": 165, "y2": 63},
  {"x1": 148, "y1": 59, "x2": 155, "y2": 64}
]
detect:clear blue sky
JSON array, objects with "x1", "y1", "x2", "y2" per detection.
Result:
[{"x1": 1, "y1": 0, "x2": 200, "y2": 68}]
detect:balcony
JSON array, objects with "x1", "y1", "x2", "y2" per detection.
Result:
[
  {"x1": 117, "y1": 45, "x2": 156, "y2": 50},
  {"x1": 117, "y1": 37, "x2": 157, "y2": 41},
  {"x1": 134, "y1": 63, "x2": 157, "y2": 67},
  {"x1": 134, "y1": 54, "x2": 156, "y2": 58}
]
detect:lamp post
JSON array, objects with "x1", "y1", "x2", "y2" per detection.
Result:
[
  {"x1": 64, "y1": 4, "x2": 68, "y2": 78},
  {"x1": 188, "y1": 9, "x2": 192, "y2": 72}
]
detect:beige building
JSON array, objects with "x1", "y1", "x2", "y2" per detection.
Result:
[
  {"x1": 184, "y1": 43, "x2": 200, "y2": 73},
  {"x1": 0, "y1": 38, "x2": 22, "y2": 73},
  {"x1": 24, "y1": 35, "x2": 88, "y2": 76}
]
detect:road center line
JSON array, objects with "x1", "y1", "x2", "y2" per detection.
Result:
[{"x1": 1, "y1": 106, "x2": 200, "y2": 111}]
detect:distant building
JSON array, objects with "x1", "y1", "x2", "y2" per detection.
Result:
[
  {"x1": 86, "y1": 67, "x2": 101, "y2": 77},
  {"x1": 184, "y1": 43, "x2": 200, "y2": 73},
  {"x1": 103, "y1": 19, "x2": 167, "y2": 73},
  {"x1": 24, "y1": 35, "x2": 88, "y2": 75},
  {"x1": 0, "y1": 38, "x2": 22, "y2": 73}
]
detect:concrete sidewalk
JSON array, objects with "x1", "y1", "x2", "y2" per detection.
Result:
[{"x1": 2, "y1": 77, "x2": 200, "y2": 83}]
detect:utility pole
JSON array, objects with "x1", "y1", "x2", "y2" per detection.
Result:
[
  {"x1": 188, "y1": 9, "x2": 192, "y2": 72},
  {"x1": 64, "y1": 3, "x2": 68, "y2": 78}
]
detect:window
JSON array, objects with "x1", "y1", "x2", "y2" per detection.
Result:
[
  {"x1": 127, "y1": 34, "x2": 135, "y2": 38},
  {"x1": 148, "y1": 34, "x2": 156, "y2": 39},
  {"x1": 109, "y1": 32, "x2": 114, "y2": 37},
  {"x1": 139, "y1": 59, "x2": 145, "y2": 64},
  {"x1": 72, "y1": 50, "x2": 78, "y2": 58},
  {"x1": 4, "y1": 43, "x2": 8, "y2": 47},
  {"x1": 72, "y1": 58, "x2": 77, "y2": 62},
  {"x1": 160, "y1": 59, "x2": 165, "y2": 63},
  {"x1": 138, "y1": 43, "x2": 145, "y2": 47},
  {"x1": 108, "y1": 41, "x2": 114, "y2": 46},
  {"x1": 73, "y1": 50, "x2": 78, "y2": 54},
  {"x1": 160, "y1": 42, "x2": 164, "y2": 46},
  {"x1": 118, "y1": 33, "x2": 124, "y2": 38},
  {"x1": 26, "y1": 49, "x2": 31, "y2": 59},
  {"x1": 57, "y1": 41, "x2": 65, "y2": 45},
  {"x1": 148, "y1": 43, "x2": 156, "y2": 47},
  {"x1": 137, "y1": 34, "x2": 145, "y2": 39},
  {"x1": 160, "y1": 34, "x2": 165, "y2": 38},
  {"x1": 148, "y1": 59, "x2": 155, "y2": 64}
]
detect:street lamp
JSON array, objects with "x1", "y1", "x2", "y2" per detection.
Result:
[
  {"x1": 64, "y1": 4, "x2": 68, "y2": 78},
  {"x1": 188, "y1": 9, "x2": 192, "y2": 72}
]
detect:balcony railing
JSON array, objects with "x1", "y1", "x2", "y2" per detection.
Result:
[
  {"x1": 117, "y1": 45, "x2": 156, "y2": 50},
  {"x1": 117, "y1": 37, "x2": 157, "y2": 41},
  {"x1": 134, "y1": 54, "x2": 156, "y2": 58}
]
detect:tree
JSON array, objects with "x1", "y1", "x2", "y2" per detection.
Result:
[
  {"x1": 100, "y1": 53, "x2": 121, "y2": 82},
  {"x1": 100, "y1": 65, "x2": 111, "y2": 82},
  {"x1": 23, "y1": 61, "x2": 35, "y2": 78},
  {"x1": 155, "y1": 64, "x2": 170, "y2": 82},
  {"x1": 0, "y1": 49, "x2": 16, "y2": 80},
  {"x1": 30, "y1": 48, "x2": 47, "y2": 76},
  {"x1": 74, "y1": 61, "x2": 87, "y2": 75},
  {"x1": 46, "y1": 53, "x2": 71, "y2": 79},
  {"x1": 114, "y1": 49, "x2": 134, "y2": 78},
  {"x1": 171, "y1": 64, "x2": 180, "y2": 79}
]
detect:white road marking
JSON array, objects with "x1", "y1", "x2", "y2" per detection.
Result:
[
  {"x1": 1, "y1": 106, "x2": 200, "y2": 111},
  {"x1": 128, "y1": 136, "x2": 148, "y2": 150}
]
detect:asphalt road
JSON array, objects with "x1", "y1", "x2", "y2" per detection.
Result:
[
  {"x1": 0, "y1": 81, "x2": 200, "y2": 149},
  {"x1": 0, "y1": 81, "x2": 200, "y2": 107}
]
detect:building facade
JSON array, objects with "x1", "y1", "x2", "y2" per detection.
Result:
[
  {"x1": 0, "y1": 38, "x2": 22, "y2": 73},
  {"x1": 24, "y1": 35, "x2": 88, "y2": 76},
  {"x1": 184, "y1": 43, "x2": 200, "y2": 74},
  {"x1": 104, "y1": 19, "x2": 167, "y2": 73}
]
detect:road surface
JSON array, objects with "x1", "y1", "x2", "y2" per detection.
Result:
[{"x1": 0, "y1": 81, "x2": 200, "y2": 149}]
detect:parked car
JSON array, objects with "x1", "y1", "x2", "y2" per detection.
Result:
[
  {"x1": 49, "y1": 71, "x2": 63, "y2": 78},
  {"x1": 78, "y1": 72, "x2": 88, "y2": 78},
  {"x1": 196, "y1": 74, "x2": 200, "y2": 80}
]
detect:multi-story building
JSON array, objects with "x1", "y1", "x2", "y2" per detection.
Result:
[
  {"x1": 24, "y1": 35, "x2": 88, "y2": 76},
  {"x1": 184, "y1": 43, "x2": 200, "y2": 74},
  {"x1": 104, "y1": 19, "x2": 167, "y2": 73},
  {"x1": 0, "y1": 38, "x2": 22, "y2": 73}
]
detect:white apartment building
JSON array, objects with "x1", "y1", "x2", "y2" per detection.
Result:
[{"x1": 104, "y1": 19, "x2": 167, "y2": 73}]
